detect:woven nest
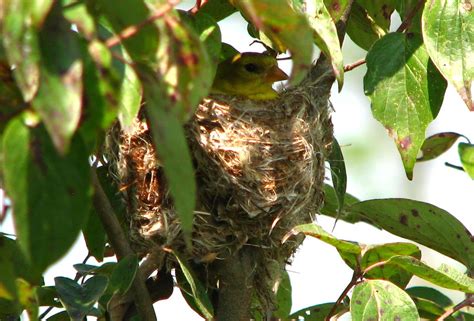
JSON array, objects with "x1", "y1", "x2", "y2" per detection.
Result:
[{"x1": 104, "y1": 69, "x2": 334, "y2": 310}]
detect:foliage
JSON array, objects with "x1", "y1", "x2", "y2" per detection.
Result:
[{"x1": 0, "y1": 0, "x2": 472, "y2": 320}]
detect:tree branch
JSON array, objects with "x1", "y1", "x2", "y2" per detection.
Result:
[
  {"x1": 105, "y1": 0, "x2": 179, "y2": 48},
  {"x1": 344, "y1": 58, "x2": 366, "y2": 72},
  {"x1": 91, "y1": 168, "x2": 157, "y2": 321},
  {"x1": 326, "y1": 268, "x2": 360, "y2": 321},
  {"x1": 437, "y1": 295, "x2": 474, "y2": 321},
  {"x1": 396, "y1": 0, "x2": 426, "y2": 33}
]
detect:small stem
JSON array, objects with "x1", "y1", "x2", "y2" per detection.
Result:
[
  {"x1": 437, "y1": 295, "x2": 474, "y2": 320},
  {"x1": 396, "y1": 0, "x2": 426, "y2": 33},
  {"x1": 326, "y1": 269, "x2": 360, "y2": 321},
  {"x1": 92, "y1": 167, "x2": 157, "y2": 321},
  {"x1": 344, "y1": 58, "x2": 366, "y2": 72},
  {"x1": 105, "y1": 0, "x2": 179, "y2": 48},
  {"x1": 444, "y1": 162, "x2": 465, "y2": 172}
]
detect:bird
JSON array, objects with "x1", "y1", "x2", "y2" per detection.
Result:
[{"x1": 211, "y1": 52, "x2": 289, "y2": 100}]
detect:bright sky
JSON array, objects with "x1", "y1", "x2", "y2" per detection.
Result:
[{"x1": 1, "y1": 4, "x2": 473, "y2": 321}]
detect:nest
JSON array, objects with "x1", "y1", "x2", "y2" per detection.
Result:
[{"x1": 105, "y1": 69, "x2": 334, "y2": 311}]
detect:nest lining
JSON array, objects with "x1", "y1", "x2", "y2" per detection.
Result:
[{"x1": 105, "y1": 72, "x2": 334, "y2": 310}]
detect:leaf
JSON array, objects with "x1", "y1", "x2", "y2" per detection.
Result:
[
  {"x1": 346, "y1": 2, "x2": 387, "y2": 51},
  {"x1": 47, "y1": 311, "x2": 70, "y2": 321},
  {"x1": 55, "y1": 276, "x2": 108, "y2": 321},
  {"x1": 17, "y1": 279, "x2": 38, "y2": 320},
  {"x1": 188, "y1": 12, "x2": 222, "y2": 67},
  {"x1": 173, "y1": 251, "x2": 214, "y2": 319},
  {"x1": 286, "y1": 223, "x2": 362, "y2": 255},
  {"x1": 387, "y1": 256, "x2": 474, "y2": 293},
  {"x1": 37, "y1": 286, "x2": 62, "y2": 308},
  {"x1": 3, "y1": 118, "x2": 92, "y2": 275},
  {"x1": 328, "y1": 138, "x2": 347, "y2": 216},
  {"x1": 33, "y1": 3, "x2": 83, "y2": 153},
  {"x1": 273, "y1": 269, "x2": 292, "y2": 318},
  {"x1": 83, "y1": 208, "x2": 107, "y2": 262},
  {"x1": 198, "y1": 0, "x2": 237, "y2": 22},
  {"x1": 395, "y1": 0, "x2": 423, "y2": 33},
  {"x1": 422, "y1": 0, "x2": 474, "y2": 110},
  {"x1": 459, "y1": 143, "x2": 474, "y2": 179},
  {"x1": 324, "y1": 0, "x2": 351, "y2": 21},
  {"x1": 364, "y1": 33, "x2": 447, "y2": 179},
  {"x1": 412, "y1": 297, "x2": 454, "y2": 321},
  {"x1": 417, "y1": 132, "x2": 464, "y2": 161},
  {"x1": 320, "y1": 184, "x2": 366, "y2": 224},
  {"x1": 97, "y1": 0, "x2": 159, "y2": 62},
  {"x1": 351, "y1": 279, "x2": 419, "y2": 321},
  {"x1": 108, "y1": 254, "x2": 138, "y2": 296},
  {"x1": 0, "y1": 236, "x2": 35, "y2": 283},
  {"x1": 232, "y1": 0, "x2": 314, "y2": 85},
  {"x1": 349, "y1": 199, "x2": 474, "y2": 269},
  {"x1": 0, "y1": 55, "x2": 26, "y2": 133},
  {"x1": 151, "y1": 9, "x2": 213, "y2": 120},
  {"x1": 303, "y1": 0, "x2": 344, "y2": 89},
  {"x1": 360, "y1": 242, "x2": 421, "y2": 288},
  {"x1": 406, "y1": 286, "x2": 453, "y2": 308},
  {"x1": 0, "y1": 238, "x2": 17, "y2": 301},
  {"x1": 288, "y1": 302, "x2": 348, "y2": 320},
  {"x1": 73, "y1": 262, "x2": 116, "y2": 276},
  {"x1": 63, "y1": 0, "x2": 95, "y2": 38},
  {"x1": 140, "y1": 66, "x2": 196, "y2": 243},
  {"x1": 1, "y1": 0, "x2": 53, "y2": 101}
]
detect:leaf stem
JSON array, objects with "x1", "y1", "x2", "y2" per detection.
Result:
[
  {"x1": 105, "y1": 0, "x2": 180, "y2": 48},
  {"x1": 396, "y1": 0, "x2": 426, "y2": 33},
  {"x1": 326, "y1": 268, "x2": 360, "y2": 321},
  {"x1": 444, "y1": 162, "x2": 465, "y2": 172},
  {"x1": 437, "y1": 295, "x2": 474, "y2": 320},
  {"x1": 92, "y1": 167, "x2": 157, "y2": 321},
  {"x1": 344, "y1": 58, "x2": 366, "y2": 72}
]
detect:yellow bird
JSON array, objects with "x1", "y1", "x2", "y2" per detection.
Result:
[{"x1": 211, "y1": 52, "x2": 289, "y2": 100}]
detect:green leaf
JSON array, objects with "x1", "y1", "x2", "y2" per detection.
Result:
[
  {"x1": 141, "y1": 66, "x2": 196, "y2": 243},
  {"x1": 63, "y1": 0, "x2": 96, "y2": 38},
  {"x1": 351, "y1": 279, "x2": 419, "y2": 321},
  {"x1": 411, "y1": 297, "x2": 454, "y2": 321},
  {"x1": 0, "y1": 58, "x2": 26, "y2": 133},
  {"x1": 55, "y1": 276, "x2": 108, "y2": 321},
  {"x1": 47, "y1": 311, "x2": 70, "y2": 321},
  {"x1": 418, "y1": 132, "x2": 464, "y2": 162},
  {"x1": 304, "y1": 0, "x2": 344, "y2": 89},
  {"x1": 324, "y1": 0, "x2": 350, "y2": 21},
  {"x1": 357, "y1": 0, "x2": 395, "y2": 30},
  {"x1": 395, "y1": 0, "x2": 422, "y2": 33},
  {"x1": 346, "y1": 2, "x2": 387, "y2": 51},
  {"x1": 286, "y1": 223, "x2": 362, "y2": 255},
  {"x1": 320, "y1": 184, "x2": 366, "y2": 224},
  {"x1": 188, "y1": 12, "x2": 222, "y2": 68},
  {"x1": 387, "y1": 256, "x2": 474, "y2": 293},
  {"x1": 37, "y1": 286, "x2": 62, "y2": 308},
  {"x1": 97, "y1": 0, "x2": 159, "y2": 63},
  {"x1": 198, "y1": 0, "x2": 237, "y2": 22},
  {"x1": 349, "y1": 199, "x2": 474, "y2": 269},
  {"x1": 0, "y1": 236, "x2": 35, "y2": 283},
  {"x1": 150, "y1": 8, "x2": 213, "y2": 120},
  {"x1": 360, "y1": 242, "x2": 421, "y2": 288},
  {"x1": 406, "y1": 286, "x2": 453, "y2": 308},
  {"x1": 33, "y1": 3, "x2": 83, "y2": 153},
  {"x1": 458, "y1": 143, "x2": 474, "y2": 179},
  {"x1": 83, "y1": 208, "x2": 107, "y2": 262},
  {"x1": 108, "y1": 254, "x2": 138, "y2": 296},
  {"x1": 273, "y1": 269, "x2": 291, "y2": 318},
  {"x1": 328, "y1": 138, "x2": 347, "y2": 216},
  {"x1": 0, "y1": 237, "x2": 18, "y2": 301},
  {"x1": 173, "y1": 251, "x2": 214, "y2": 319},
  {"x1": 73, "y1": 262, "x2": 116, "y2": 276},
  {"x1": 17, "y1": 279, "x2": 39, "y2": 321},
  {"x1": 422, "y1": 0, "x2": 474, "y2": 110},
  {"x1": 1, "y1": 0, "x2": 53, "y2": 101},
  {"x1": 288, "y1": 302, "x2": 348, "y2": 320},
  {"x1": 364, "y1": 33, "x2": 447, "y2": 179},
  {"x1": 232, "y1": 0, "x2": 314, "y2": 85},
  {"x1": 3, "y1": 118, "x2": 92, "y2": 275}
]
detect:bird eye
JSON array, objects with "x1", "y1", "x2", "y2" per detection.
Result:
[{"x1": 244, "y1": 63, "x2": 259, "y2": 73}]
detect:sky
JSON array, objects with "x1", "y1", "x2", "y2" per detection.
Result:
[{"x1": 1, "y1": 4, "x2": 473, "y2": 321}]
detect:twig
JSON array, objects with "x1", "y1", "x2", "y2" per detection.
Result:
[
  {"x1": 105, "y1": 0, "x2": 179, "y2": 48},
  {"x1": 190, "y1": 0, "x2": 209, "y2": 14},
  {"x1": 437, "y1": 295, "x2": 474, "y2": 320},
  {"x1": 326, "y1": 268, "x2": 360, "y2": 321},
  {"x1": 396, "y1": 0, "x2": 426, "y2": 33},
  {"x1": 444, "y1": 162, "x2": 465, "y2": 172},
  {"x1": 92, "y1": 167, "x2": 157, "y2": 321},
  {"x1": 344, "y1": 58, "x2": 366, "y2": 72}
]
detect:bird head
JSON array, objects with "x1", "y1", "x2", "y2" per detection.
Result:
[{"x1": 212, "y1": 52, "x2": 289, "y2": 100}]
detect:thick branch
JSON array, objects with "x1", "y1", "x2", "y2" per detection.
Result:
[
  {"x1": 215, "y1": 247, "x2": 257, "y2": 321},
  {"x1": 92, "y1": 169, "x2": 157, "y2": 321}
]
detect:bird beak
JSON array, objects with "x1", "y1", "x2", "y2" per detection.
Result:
[{"x1": 265, "y1": 65, "x2": 289, "y2": 82}]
